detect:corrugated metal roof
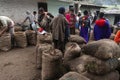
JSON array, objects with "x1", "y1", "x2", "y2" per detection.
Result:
[
  {"x1": 104, "y1": 9, "x2": 120, "y2": 14},
  {"x1": 59, "y1": 0, "x2": 73, "y2": 3},
  {"x1": 103, "y1": 7, "x2": 120, "y2": 14},
  {"x1": 80, "y1": 3, "x2": 107, "y2": 8}
]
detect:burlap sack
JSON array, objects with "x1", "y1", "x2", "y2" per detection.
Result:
[
  {"x1": 14, "y1": 26, "x2": 22, "y2": 32},
  {"x1": 76, "y1": 55, "x2": 96, "y2": 74},
  {"x1": 75, "y1": 29, "x2": 80, "y2": 35},
  {"x1": 63, "y1": 55, "x2": 96, "y2": 72},
  {"x1": 0, "y1": 33, "x2": 11, "y2": 51},
  {"x1": 42, "y1": 49, "x2": 63, "y2": 80},
  {"x1": 25, "y1": 30, "x2": 37, "y2": 45},
  {"x1": 110, "y1": 33, "x2": 115, "y2": 40},
  {"x1": 82, "y1": 71, "x2": 119, "y2": 80},
  {"x1": 82, "y1": 39, "x2": 120, "y2": 60},
  {"x1": 36, "y1": 43, "x2": 53, "y2": 69},
  {"x1": 37, "y1": 33, "x2": 52, "y2": 44},
  {"x1": 64, "y1": 42, "x2": 81, "y2": 62},
  {"x1": 85, "y1": 58, "x2": 119, "y2": 75},
  {"x1": 59, "y1": 72, "x2": 90, "y2": 80},
  {"x1": 14, "y1": 32, "x2": 27, "y2": 48},
  {"x1": 69, "y1": 35, "x2": 86, "y2": 47}
]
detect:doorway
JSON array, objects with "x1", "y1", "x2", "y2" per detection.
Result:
[{"x1": 38, "y1": 2, "x2": 47, "y2": 12}]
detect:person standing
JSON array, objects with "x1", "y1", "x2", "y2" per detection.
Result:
[
  {"x1": 33, "y1": 11, "x2": 37, "y2": 22},
  {"x1": 94, "y1": 12, "x2": 111, "y2": 40},
  {"x1": 76, "y1": 11, "x2": 81, "y2": 29},
  {"x1": 38, "y1": 7, "x2": 54, "y2": 32},
  {"x1": 65, "y1": 10, "x2": 70, "y2": 44},
  {"x1": 50, "y1": 7, "x2": 68, "y2": 52},
  {"x1": 22, "y1": 10, "x2": 34, "y2": 30},
  {"x1": 32, "y1": 11, "x2": 38, "y2": 31},
  {"x1": 69, "y1": 8, "x2": 76, "y2": 34},
  {"x1": 79, "y1": 10, "x2": 91, "y2": 42},
  {"x1": 0, "y1": 16, "x2": 15, "y2": 47}
]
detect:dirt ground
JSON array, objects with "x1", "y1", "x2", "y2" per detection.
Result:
[{"x1": 0, "y1": 46, "x2": 41, "y2": 80}]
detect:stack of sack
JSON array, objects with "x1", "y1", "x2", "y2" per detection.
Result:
[
  {"x1": 63, "y1": 42, "x2": 82, "y2": 72},
  {"x1": 41, "y1": 49, "x2": 63, "y2": 80},
  {"x1": 14, "y1": 25, "x2": 22, "y2": 32},
  {"x1": 37, "y1": 33, "x2": 52, "y2": 44},
  {"x1": 14, "y1": 31, "x2": 27, "y2": 48},
  {"x1": 0, "y1": 33, "x2": 11, "y2": 51},
  {"x1": 36, "y1": 43, "x2": 53, "y2": 69},
  {"x1": 36, "y1": 33, "x2": 53, "y2": 69},
  {"x1": 69, "y1": 35, "x2": 86, "y2": 47},
  {"x1": 59, "y1": 72, "x2": 90, "y2": 80},
  {"x1": 81, "y1": 39, "x2": 120, "y2": 80},
  {"x1": 25, "y1": 30, "x2": 37, "y2": 46}
]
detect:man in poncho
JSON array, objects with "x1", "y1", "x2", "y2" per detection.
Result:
[{"x1": 50, "y1": 7, "x2": 68, "y2": 52}]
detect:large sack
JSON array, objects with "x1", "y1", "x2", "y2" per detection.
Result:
[
  {"x1": 0, "y1": 33, "x2": 11, "y2": 51},
  {"x1": 36, "y1": 43, "x2": 53, "y2": 69},
  {"x1": 25, "y1": 30, "x2": 37, "y2": 45},
  {"x1": 75, "y1": 29, "x2": 80, "y2": 35},
  {"x1": 64, "y1": 42, "x2": 81, "y2": 62},
  {"x1": 85, "y1": 58, "x2": 119, "y2": 75},
  {"x1": 37, "y1": 33, "x2": 52, "y2": 44},
  {"x1": 14, "y1": 32, "x2": 27, "y2": 48},
  {"x1": 82, "y1": 71, "x2": 119, "y2": 80},
  {"x1": 82, "y1": 39, "x2": 120, "y2": 60},
  {"x1": 59, "y1": 72, "x2": 90, "y2": 80},
  {"x1": 14, "y1": 25, "x2": 22, "y2": 32},
  {"x1": 69, "y1": 35, "x2": 86, "y2": 47},
  {"x1": 42, "y1": 49, "x2": 63, "y2": 80},
  {"x1": 63, "y1": 55, "x2": 95, "y2": 72},
  {"x1": 75, "y1": 55, "x2": 96, "y2": 74}
]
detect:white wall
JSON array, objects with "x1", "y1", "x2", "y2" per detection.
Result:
[
  {"x1": 0, "y1": 0, "x2": 39, "y2": 23},
  {"x1": 47, "y1": 0, "x2": 70, "y2": 17},
  {"x1": 0, "y1": 0, "x2": 70, "y2": 23},
  {"x1": 105, "y1": 14, "x2": 115, "y2": 25}
]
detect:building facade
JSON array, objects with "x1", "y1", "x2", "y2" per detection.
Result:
[{"x1": 0, "y1": 0, "x2": 71, "y2": 23}]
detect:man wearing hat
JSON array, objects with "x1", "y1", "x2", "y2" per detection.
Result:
[{"x1": 50, "y1": 7, "x2": 68, "y2": 52}]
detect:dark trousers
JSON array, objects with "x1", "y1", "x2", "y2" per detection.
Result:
[
  {"x1": 30, "y1": 24, "x2": 33, "y2": 30},
  {"x1": 70, "y1": 27, "x2": 75, "y2": 35},
  {"x1": 53, "y1": 39, "x2": 65, "y2": 53}
]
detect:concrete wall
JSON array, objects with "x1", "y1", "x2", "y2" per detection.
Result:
[
  {"x1": 0, "y1": 0, "x2": 70, "y2": 23},
  {"x1": 105, "y1": 14, "x2": 115, "y2": 25},
  {"x1": 48, "y1": 0, "x2": 70, "y2": 17},
  {"x1": 0, "y1": 0, "x2": 41, "y2": 23}
]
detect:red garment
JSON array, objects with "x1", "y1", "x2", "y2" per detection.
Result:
[
  {"x1": 69, "y1": 13, "x2": 76, "y2": 28},
  {"x1": 114, "y1": 30, "x2": 120, "y2": 44},
  {"x1": 38, "y1": 27, "x2": 43, "y2": 32},
  {"x1": 95, "y1": 18, "x2": 106, "y2": 27},
  {"x1": 65, "y1": 13, "x2": 70, "y2": 23}
]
